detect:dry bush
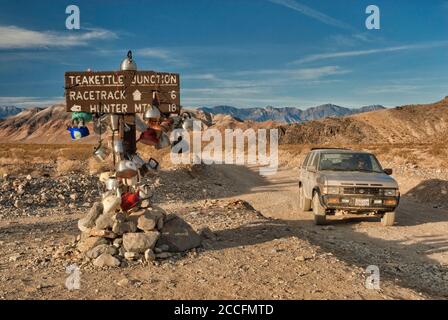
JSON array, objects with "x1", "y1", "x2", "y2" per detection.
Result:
[
  {"x1": 88, "y1": 156, "x2": 114, "y2": 175},
  {"x1": 0, "y1": 166, "x2": 8, "y2": 176},
  {"x1": 56, "y1": 158, "x2": 86, "y2": 175},
  {"x1": 428, "y1": 143, "x2": 447, "y2": 158},
  {"x1": 59, "y1": 146, "x2": 92, "y2": 161}
]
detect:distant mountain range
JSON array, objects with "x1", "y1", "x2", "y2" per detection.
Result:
[
  {"x1": 198, "y1": 104, "x2": 385, "y2": 123},
  {"x1": 0, "y1": 106, "x2": 23, "y2": 119},
  {"x1": 0, "y1": 98, "x2": 446, "y2": 144}
]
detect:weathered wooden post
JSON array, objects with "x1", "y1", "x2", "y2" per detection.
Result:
[
  {"x1": 65, "y1": 50, "x2": 181, "y2": 207},
  {"x1": 119, "y1": 52, "x2": 137, "y2": 159},
  {"x1": 65, "y1": 52, "x2": 205, "y2": 267}
]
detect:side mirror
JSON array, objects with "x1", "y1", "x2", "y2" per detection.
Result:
[
  {"x1": 384, "y1": 168, "x2": 393, "y2": 175},
  {"x1": 308, "y1": 166, "x2": 316, "y2": 172}
]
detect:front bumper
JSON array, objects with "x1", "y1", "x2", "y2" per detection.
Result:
[{"x1": 321, "y1": 194, "x2": 400, "y2": 211}]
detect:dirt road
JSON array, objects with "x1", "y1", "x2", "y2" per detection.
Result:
[
  {"x1": 1, "y1": 164, "x2": 446, "y2": 299},
  {"x1": 227, "y1": 166, "x2": 448, "y2": 298}
]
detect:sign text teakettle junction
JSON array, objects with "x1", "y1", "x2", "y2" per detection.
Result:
[{"x1": 65, "y1": 71, "x2": 181, "y2": 114}]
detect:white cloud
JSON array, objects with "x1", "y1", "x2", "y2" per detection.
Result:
[
  {"x1": 268, "y1": 0, "x2": 352, "y2": 30},
  {"x1": 361, "y1": 85, "x2": 421, "y2": 95},
  {"x1": 293, "y1": 41, "x2": 448, "y2": 64},
  {"x1": 182, "y1": 66, "x2": 350, "y2": 107},
  {"x1": 0, "y1": 25, "x2": 117, "y2": 49},
  {"x1": 135, "y1": 48, "x2": 188, "y2": 67},
  {"x1": 183, "y1": 73, "x2": 218, "y2": 81},
  {"x1": 231, "y1": 65, "x2": 349, "y2": 80}
]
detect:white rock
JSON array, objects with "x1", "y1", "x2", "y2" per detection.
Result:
[
  {"x1": 144, "y1": 249, "x2": 156, "y2": 262},
  {"x1": 93, "y1": 253, "x2": 120, "y2": 267},
  {"x1": 113, "y1": 238, "x2": 123, "y2": 248},
  {"x1": 124, "y1": 252, "x2": 140, "y2": 261}
]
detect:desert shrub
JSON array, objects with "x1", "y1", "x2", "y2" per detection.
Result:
[
  {"x1": 428, "y1": 143, "x2": 447, "y2": 158},
  {"x1": 88, "y1": 156, "x2": 113, "y2": 175},
  {"x1": 0, "y1": 166, "x2": 8, "y2": 176},
  {"x1": 55, "y1": 158, "x2": 85, "y2": 175}
]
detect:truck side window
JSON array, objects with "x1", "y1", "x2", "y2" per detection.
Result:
[
  {"x1": 309, "y1": 153, "x2": 319, "y2": 170},
  {"x1": 307, "y1": 153, "x2": 315, "y2": 169},
  {"x1": 302, "y1": 153, "x2": 311, "y2": 167}
]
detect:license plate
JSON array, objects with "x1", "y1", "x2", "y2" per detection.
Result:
[{"x1": 355, "y1": 198, "x2": 370, "y2": 206}]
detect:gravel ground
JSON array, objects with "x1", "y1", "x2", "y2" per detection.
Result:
[{"x1": 0, "y1": 162, "x2": 434, "y2": 300}]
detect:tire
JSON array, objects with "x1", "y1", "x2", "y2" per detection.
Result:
[
  {"x1": 299, "y1": 186, "x2": 312, "y2": 211},
  {"x1": 381, "y1": 212, "x2": 396, "y2": 226},
  {"x1": 313, "y1": 192, "x2": 326, "y2": 225}
]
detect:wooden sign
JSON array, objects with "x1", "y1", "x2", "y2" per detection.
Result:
[{"x1": 65, "y1": 71, "x2": 180, "y2": 114}]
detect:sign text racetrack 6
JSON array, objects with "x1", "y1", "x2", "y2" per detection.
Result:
[{"x1": 218, "y1": 304, "x2": 274, "y2": 315}]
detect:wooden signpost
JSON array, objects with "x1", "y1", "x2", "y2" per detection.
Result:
[
  {"x1": 65, "y1": 71, "x2": 181, "y2": 114},
  {"x1": 65, "y1": 51, "x2": 181, "y2": 169}
]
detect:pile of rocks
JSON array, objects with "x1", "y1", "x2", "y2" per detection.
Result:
[
  {"x1": 0, "y1": 173, "x2": 101, "y2": 218},
  {"x1": 77, "y1": 201, "x2": 202, "y2": 267}
]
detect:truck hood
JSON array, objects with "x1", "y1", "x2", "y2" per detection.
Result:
[{"x1": 320, "y1": 171, "x2": 398, "y2": 188}]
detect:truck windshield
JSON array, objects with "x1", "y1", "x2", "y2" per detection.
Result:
[{"x1": 319, "y1": 153, "x2": 383, "y2": 173}]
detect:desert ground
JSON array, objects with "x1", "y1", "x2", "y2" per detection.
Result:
[{"x1": 0, "y1": 142, "x2": 447, "y2": 300}]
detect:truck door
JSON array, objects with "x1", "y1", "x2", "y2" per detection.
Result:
[
  {"x1": 303, "y1": 152, "x2": 315, "y2": 199},
  {"x1": 306, "y1": 152, "x2": 320, "y2": 198},
  {"x1": 300, "y1": 153, "x2": 311, "y2": 184}
]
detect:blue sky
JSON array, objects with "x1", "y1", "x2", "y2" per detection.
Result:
[{"x1": 0, "y1": 0, "x2": 447, "y2": 109}]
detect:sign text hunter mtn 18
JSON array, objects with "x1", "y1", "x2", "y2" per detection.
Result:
[{"x1": 64, "y1": 71, "x2": 181, "y2": 114}]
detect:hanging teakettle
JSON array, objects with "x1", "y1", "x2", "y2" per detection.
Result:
[
  {"x1": 110, "y1": 115, "x2": 120, "y2": 131},
  {"x1": 113, "y1": 139, "x2": 124, "y2": 154},
  {"x1": 105, "y1": 176, "x2": 119, "y2": 191},
  {"x1": 137, "y1": 127, "x2": 159, "y2": 146},
  {"x1": 116, "y1": 160, "x2": 138, "y2": 178},
  {"x1": 156, "y1": 133, "x2": 170, "y2": 150},
  {"x1": 121, "y1": 191, "x2": 140, "y2": 212},
  {"x1": 67, "y1": 125, "x2": 90, "y2": 140},
  {"x1": 93, "y1": 141, "x2": 109, "y2": 161},
  {"x1": 182, "y1": 112, "x2": 194, "y2": 131},
  {"x1": 144, "y1": 105, "x2": 161, "y2": 120}
]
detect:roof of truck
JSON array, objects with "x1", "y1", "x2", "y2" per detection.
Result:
[{"x1": 310, "y1": 148, "x2": 372, "y2": 154}]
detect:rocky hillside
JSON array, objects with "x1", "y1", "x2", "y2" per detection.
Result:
[
  {"x1": 0, "y1": 106, "x2": 23, "y2": 119},
  {"x1": 199, "y1": 104, "x2": 385, "y2": 123},
  {"x1": 0, "y1": 98, "x2": 446, "y2": 145},
  {"x1": 0, "y1": 104, "x2": 96, "y2": 144},
  {"x1": 279, "y1": 97, "x2": 448, "y2": 145}
]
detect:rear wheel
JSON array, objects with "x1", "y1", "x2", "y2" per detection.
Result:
[
  {"x1": 313, "y1": 192, "x2": 326, "y2": 225},
  {"x1": 299, "y1": 186, "x2": 311, "y2": 211},
  {"x1": 381, "y1": 211, "x2": 396, "y2": 226}
]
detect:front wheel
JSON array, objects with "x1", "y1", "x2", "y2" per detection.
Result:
[
  {"x1": 313, "y1": 192, "x2": 326, "y2": 225},
  {"x1": 299, "y1": 186, "x2": 311, "y2": 211},
  {"x1": 381, "y1": 212, "x2": 396, "y2": 226}
]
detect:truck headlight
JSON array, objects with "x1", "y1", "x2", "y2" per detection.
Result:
[
  {"x1": 383, "y1": 189, "x2": 398, "y2": 196},
  {"x1": 323, "y1": 186, "x2": 340, "y2": 194}
]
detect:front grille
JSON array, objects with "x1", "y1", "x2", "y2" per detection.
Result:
[{"x1": 342, "y1": 187, "x2": 381, "y2": 195}]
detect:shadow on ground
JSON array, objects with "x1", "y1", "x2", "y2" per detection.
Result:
[{"x1": 208, "y1": 216, "x2": 448, "y2": 299}]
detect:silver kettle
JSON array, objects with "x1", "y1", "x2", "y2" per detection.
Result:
[
  {"x1": 116, "y1": 160, "x2": 138, "y2": 178},
  {"x1": 93, "y1": 141, "x2": 109, "y2": 162}
]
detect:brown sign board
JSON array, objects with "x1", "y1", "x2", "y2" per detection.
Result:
[{"x1": 65, "y1": 71, "x2": 181, "y2": 114}]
